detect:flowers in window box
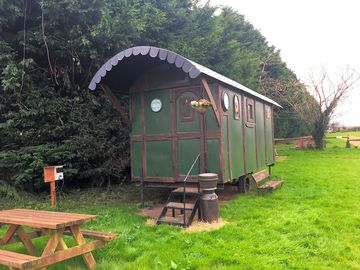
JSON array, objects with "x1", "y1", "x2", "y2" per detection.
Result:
[{"x1": 190, "y1": 99, "x2": 212, "y2": 113}]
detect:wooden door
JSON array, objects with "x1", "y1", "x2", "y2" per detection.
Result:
[{"x1": 172, "y1": 87, "x2": 204, "y2": 182}]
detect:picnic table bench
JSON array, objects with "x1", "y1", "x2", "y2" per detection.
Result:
[{"x1": 0, "y1": 209, "x2": 118, "y2": 269}]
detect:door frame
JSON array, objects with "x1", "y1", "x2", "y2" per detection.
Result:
[{"x1": 171, "y1": 86, "x2": 206, "y2": 182}]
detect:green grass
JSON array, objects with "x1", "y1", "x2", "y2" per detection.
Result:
[{"x1": 1, "y1": 138, "x2": 360, "y2": 269}]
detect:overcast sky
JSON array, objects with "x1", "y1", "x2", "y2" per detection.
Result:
[{"x1": 209, "y1": 0, "x2": 360, "y2": 126}]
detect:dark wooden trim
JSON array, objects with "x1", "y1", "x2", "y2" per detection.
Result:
[
  {"x1": 200, "y1": 77, "x2": 221, "y2": 127},
  {"x1": 171, "y1": 89, "x2": 178, "y2": 178},
  {"x1": 241, "y1": 94, "x2": 248, "y2": 174},
  {"x1": 100, "y1": 84, "x2": 130, "y2": 128},
  {"x1": 133, "y1": 177, "x2": 175, "y2": 183},
  {"x1": 200, "y1": 109, "x2": 206, "y2": 173},
  {"x1": 175, "y1": 175, "x2": 199, "y2": 182},
  {"x1": 175, "y1": 132, "x2": 201, "y2": 140},
  {"x1": 254, "y1": 101, "x2": 259, "y2": 168},
  {"x1": 133, "y1": 131, "x2": 220, "y2": 141},
  {"x1": 264, "y1": 103, "x2": 268, "y2": 164},
  {"x1": 179, "y1": 96, "x2": 195, "y2": 122},
  {"x1": 218, "y1": 85, "x2": 225, "y2": 182},
  {"x1": 206, "y1": 131, "x2": 221, "y2": 140},
  {"x1": 145, "y1": 177, "x2": 174, "y2": 183},
  {"x1": 169, "y1": 85, "x2": 202, "y2": 100},
  {"x1": 132, "y1": 135, "x2": 173, "y2": 142},
  {"x1": 131, "y1": 135, "x2": 142, "y2": 142},
  {"x1": 141, "y1": 91, "x2": 147, "y2": 177},
  {"x1": 226, "y1": 114, "x2": 232, "y2": 180},
  {"x1": 271, "y1": 106, "x2": 276, "y2": 163},
  {"x1": 245, "y1": 98, "x2": 255, "y2": 128},
  {"x1": 130, "y1": 93, "x2": 134, "y2": 179}
]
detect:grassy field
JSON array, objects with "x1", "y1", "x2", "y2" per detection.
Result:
[{"x1": 1, "y1": 134, "x2": 360, "y2": 269}]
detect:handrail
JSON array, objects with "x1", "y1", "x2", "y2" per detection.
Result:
[
  {"x1": 182, "y1": 153, "x2": 201, "y2": 226},
  {"x1": 183, "y1": 153, "x2": 201, "y2": 183}
]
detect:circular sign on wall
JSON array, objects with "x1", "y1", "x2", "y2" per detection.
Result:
[
  {"x1": 151, "y1": 98, "x2": 162, "y2": 112},
  {"x1": 221, "y1": 91, "x2": 230, "y2": 111}
]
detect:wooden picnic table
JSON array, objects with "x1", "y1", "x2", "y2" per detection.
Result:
[{"x1": 0, "y1": 209, "x2": 117, "y2": 270}]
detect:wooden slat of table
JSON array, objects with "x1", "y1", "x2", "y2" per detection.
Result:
[
  {"x1": 9, "y1": 209, "x2": 96, "y2": 221},
  {"x1": 0, "y1": 209, "x2": 97, "y2": 229},
  {"x1": 0, "y1": 211, "x2": 89, "y2": 224}
]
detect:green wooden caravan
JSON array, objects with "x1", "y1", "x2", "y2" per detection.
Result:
[{"x1": 89, "y1": 46, "x2": 281, "y2": 190}]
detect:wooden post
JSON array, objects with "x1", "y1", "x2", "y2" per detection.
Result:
[
  {"x1": 200, "y1": 77, "x2": 221, "y2": 127},
  {"x1": 44, "y1": 165, "x2": 63, "y2": 208},
  {"x1": 50, "y1": 181, "x2": 56, "y2": 208}
]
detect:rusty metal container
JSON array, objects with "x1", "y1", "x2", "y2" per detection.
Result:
[
  {"x1": 198, "y1": 173, "x2": 218, "y2": 191},
  {"x1": 199, "y1": 191, "x2": 219, "y2": 223},
  {"x1": 198, "y1": 173, "x2": 219, "y2": 223}
]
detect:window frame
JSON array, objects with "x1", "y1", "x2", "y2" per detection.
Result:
[
  {"x1": 245, "y1": 98, "x2": 255, "y2": 127},
  {"x1": 234, "y1": 95, "x2": 240, "y2": 120},
  {"x1": 179, "y1": 96, "x2": 195, "y2": 122}
]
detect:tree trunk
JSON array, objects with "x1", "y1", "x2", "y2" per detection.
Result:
[{"x1": 311, "y1": 115, "x2": 329, "y2": 149}]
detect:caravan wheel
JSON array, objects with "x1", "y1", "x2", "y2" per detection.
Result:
[{"x1": 238, "y1": 174, "x2": 253, "y2": 193}]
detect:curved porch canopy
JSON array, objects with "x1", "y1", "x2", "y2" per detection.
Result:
[{"x1": 88, "y1": 46, "x2": 280, "y2": 107}]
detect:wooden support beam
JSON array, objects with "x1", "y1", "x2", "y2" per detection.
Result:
[
  {"x1": 42, "y1": 229, "x2": 64, "y2": 256},
  {"x1": 0, "y1": 225, "x2": 18, "y2": 246},
  {"x1": 20, "y1": 240, "x2": 106, "y2": 269},
  {"x1": 70, "y1": 225, "x2": 97, "y2": 269},
  {"x1": 200, "y1": 77, "x2": 221, "y2": 127},
  {"x1": 16, "y1": 226, "x2": 38, "y2": 256},
  {"x1": 100, "y1": 84, "x2": 130, "y2": 128}
]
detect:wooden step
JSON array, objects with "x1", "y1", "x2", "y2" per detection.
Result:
[
  {"x1": 0, "y1": 249, "x2": 38, "y2": 269},
  {"x1": 172, "y1": 187, "x2": 200, "y2": 195},
  {"x1": 253, "y1": 169, "x2": 270, "y2": 183},
  {"x1": 259, "y1": 180, "x2": 283, "y2": 191},
  {"x1": 166, "y1": 202, "x2": 195, "y2": 210},
  {"x1": 157, "y1": 216, "x2": 186, "y2": 226}
]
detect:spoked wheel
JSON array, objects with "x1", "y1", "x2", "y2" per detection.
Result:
[{"x1": 237, "y1": 174, "x2": 254, "y2": 193}]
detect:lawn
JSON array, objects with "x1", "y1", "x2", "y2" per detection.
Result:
[{"x1": 1, "y1": 135, "x2": 360, "y2": 269}]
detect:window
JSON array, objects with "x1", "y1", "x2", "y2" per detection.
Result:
[
  {"x1": 180, "y1": 97, "x2": 195, "y2": 122},
  {"x1": 221, "y1": 91, "x2": 230, "y2": 112},
  {"x1": 246, "y1": 98, "x2": 255, "y2": 127},
  {"x1": 234, "y1": 95, "x2": 240, "y2": 120}
]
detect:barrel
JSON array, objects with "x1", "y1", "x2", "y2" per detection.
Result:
[
  {"x1": 198, "y1": 173, "x2": 218, "y2": 191},
  {"x1": 199, "y1": 192, "x2": 219, "y2": 223},
  {"x1": 198, "y1": 173, "x2": 219, "y2": 223}
]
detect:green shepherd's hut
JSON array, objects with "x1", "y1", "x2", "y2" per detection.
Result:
[{"x1": 89, "y1": 46, "x2": 281, "y2": 192}]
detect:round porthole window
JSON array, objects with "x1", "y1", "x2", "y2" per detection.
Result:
[
  {"x1": 150, "y1": 98, "x2": 162, "y2": 112},
  {"x1": 221, "y1": 91, "x2": 230, "y2": 111}
]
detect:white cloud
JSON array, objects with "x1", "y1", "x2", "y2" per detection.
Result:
[{"x1": 209, "y1": 0, "x2": 360, "y2": 126}]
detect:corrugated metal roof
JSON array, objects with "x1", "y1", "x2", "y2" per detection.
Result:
[{"x1": 88, "y1": 46, "x2": 281, "y2": 107}]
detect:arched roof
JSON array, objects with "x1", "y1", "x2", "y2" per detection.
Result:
[{"x1": 88, "y1": 46, "x2": 280, "y2": 107}]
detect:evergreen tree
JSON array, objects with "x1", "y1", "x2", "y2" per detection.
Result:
[{"x1": 0, "y1": 0, "x2": 308, "y2": 194}]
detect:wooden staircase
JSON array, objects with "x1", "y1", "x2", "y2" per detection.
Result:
[
  {"x1": 253, "y1": 169, "x2": 284, "y2": 192},
  {"x1": 156, "y1": 187, "x2": 200, "y2": 227}
]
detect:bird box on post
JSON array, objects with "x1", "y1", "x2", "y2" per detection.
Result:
[{"x1": 43, "y1": 165, "x2": 63, "y2": 207}]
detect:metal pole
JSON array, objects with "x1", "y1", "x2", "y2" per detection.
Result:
[
  {"x1": 204, "y1": 111, "x2": 208, "y2": 173},
  {"x1": 183, "y1": 153, "x2": 201, "y2": 226}
]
